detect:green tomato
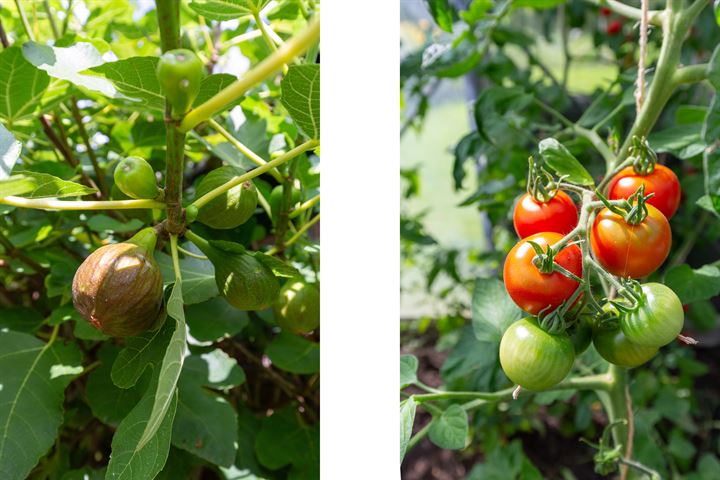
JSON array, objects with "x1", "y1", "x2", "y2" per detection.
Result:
[
  {"x1": 156, "y1": 48, "x2": 204, "y2": 117},
  {"x1": 569, "y1": 313, "x2": 593, "y2": 355},
  {"x1": 620, "y1": 283, "x2": 684, "y2": 347},
  {"x1": 274, "y1": 280, "x2": 320, "y2": 334},
  {"x1": 499, "y1": 317, "x2": 575, "y2": 391},
  {"x1": 593, "y1": 323, "x2": 658, "y2": 368},
  {"x1": 114, "y1": 156, "x2": 160, "y2": 200}
]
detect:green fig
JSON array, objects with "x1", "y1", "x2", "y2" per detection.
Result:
[
  {"x1": 114, "y1": 156, "x2": 161, "y2": 200},
  {"x1": 195, "y1": 166, "x2": 258, "y2": 229},
  {"x1": 269, "y1": 185, "x2": 301, "y2": 222},
  {"x1": 72, "y1": 228, "x2": 165, "y2": 337},
  {"x1": 274, "y1": 280, "x2": 320, "y2": 334},
  {"x1": 156, "y1": 48, "x2": 204, "y2": 118},
  {"x1": 187, "y1": 233, "x2": 279, "y2": 310}
]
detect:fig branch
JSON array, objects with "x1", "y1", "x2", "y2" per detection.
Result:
[
  {"x1": 191, "y1": 139, "x2": 319, "y2": 209},
  {"x1": 179, "y1": 17, "x2": 320, "y2": 133},
  {"x1": 0, "y1": 197, "x2": 165, "y2": 211},
  {"x1": 206, "y1": 118, "x2": 284, "y2": 182}
]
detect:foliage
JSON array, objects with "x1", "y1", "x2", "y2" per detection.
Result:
[
  {"x1": 400, "y1": 0, "x2": 720, "y2": 477},
  {"x1": 0, "y1": 1, "x2": 320, "y2": 479}
]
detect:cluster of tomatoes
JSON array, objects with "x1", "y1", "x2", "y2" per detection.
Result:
[
  {"x1": 600, "y1": 7, "x2": 623, "y2": 36},
  {"x1": 498, "y1": 161, "x2": 686, "y2": 392}
]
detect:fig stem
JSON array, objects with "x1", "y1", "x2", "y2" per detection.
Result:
[
  {"x1": 191, "y1": 139, "x2": 318, "y2": 210},
  {"x1": 184, "y1": 229, "x2": 210, "y2": 252},
  {"x1": 0, "y1": 197, "x2": 165, "y2": 211},
  {"x1": 206, "y1": 119, "x2": 284, "y2": 182},
  {"x1": 169, "y1": 234, "x2": 182, "y2": 280}
]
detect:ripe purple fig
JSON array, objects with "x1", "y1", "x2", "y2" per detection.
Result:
[{"x1": 72, "y1": 228, "x2": 165, "y2": 337}]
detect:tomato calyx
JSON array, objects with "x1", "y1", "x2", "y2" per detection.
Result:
[
  {"x1": 581, "y1": 420, "x2": 628, "y2": 476},
  {"x1": 606, "y1": 279, "x2": 645, "y2": 313},
  {"x1": 627, "y1": 136, "x2": 658, "y2": 175},
  {"x1": 528, "y1": 239, "x2": 584, "y2": 282},
  {"x1": 526, "y1": 156, "x2": 563, "y2": 203},
  {"x1": 597, "y1": 184, "x2": 655, "y2": 225}
]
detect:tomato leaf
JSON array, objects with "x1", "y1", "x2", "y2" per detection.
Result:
[
  {"x1": 703, "y1": 147, "x2": 720, "y2": 216},
  {"x1": 429, "y1": 405, "x2": 468, "y2": 450},
  {"x1": 471, "y1": 277, "x2": 524, "y2": 343},
  {"x1": 663, "y1": 264, "x2": 720, "y2": 304},
  {"x1": 538, "y1": 138, "x2": 595, "y2": 186},
  {"x1": 400, "y1": 354, "x2": 419, "y2": 389},
  {"x1": 400, "y1": 398, "x2": 417, "y2": 463}
]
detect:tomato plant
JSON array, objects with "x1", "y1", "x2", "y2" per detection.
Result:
[
  {"x1": 499, "y1": 317, "x2": 575, "y2": 391},
  {"x1": 590, "y1": 202, "x2": 671, "y2": 278},
  {"x1": 503, "y1": 231, "x2": 582, "y2": 314},
  {"x1": 513, "y1": 190, "x2": 578, "y2": 238},
  {"x1": 401, "y1": 0, "x2": 720, "y2": 477},
  {"x1": 607, "y1": 164, "x2": 682, "y2": 219},
  {"x1": 0, "y1": 1, "x2": 320, "y2": 479}
]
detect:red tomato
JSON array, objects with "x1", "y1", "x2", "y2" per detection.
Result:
[
  {"x1": 503, "y1": 232, "x2": 583, "y2": 314},
  {"x1": 607, "y1": 20, "x2": 622, "y2": 35},
  {"x1": 513, "y1": 191, "x2": 579, "y2": 239},
  {"x1": 590, "y1": 204, "x2": 671, "y2": 278},
  {"x1": 599, "y1": 7, "x2": 612, "y2": 16},
  {"x1": 607, "y1": 165, "x2": 681, "y2": 219}
]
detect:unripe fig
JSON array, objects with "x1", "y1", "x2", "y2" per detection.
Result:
[
  {"x1": 156, "y1": 48, "x2": 204, "y2": 118},
  {"x1": 269, "y1": 185, "x2": 301, "y2": 222},
  {"x1": 114, "y1": 156, "x2": 161, "y2": 200},
  {"x1": 195, "y1": 166, "x2": 258, "y2": 229},
  {"x1": 188, "y1": 233, "x2": 279, "y2": 310},
  {"x1": 185, "y1": 204, "x2": 199, "y2": 223},
  {"x1": 274, "y1": 280, "x2": 320, "y2": 334},
  {"x1": 72, "y1": 228, "x2": 165, "y2": 337}
]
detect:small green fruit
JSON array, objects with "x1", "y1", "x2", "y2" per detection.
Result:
[
  {"x1": 72, "y1": 228, "x2": 165, "y2": 337},
  {"x1": 190, "y1": 237, "x2": 279, "y2": 310},
  {"x1": 156, "y1": 48, "x2": 204, "y2": 117},
  {"x1": 185, "y1": 204, "x2": 199, "y2": 223},
  {"x1": 195, "y1": 166, "x2": 258, "y2": 229},
  {"x1": 274, "y1": 281, "x2": 320, "y2": 334},
  {"x1": 114, "y1": 156, "x2": 160, "y2": 199},
  {"x1": 269, "y1": 185, "x2": 302, "y2": 222}
]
